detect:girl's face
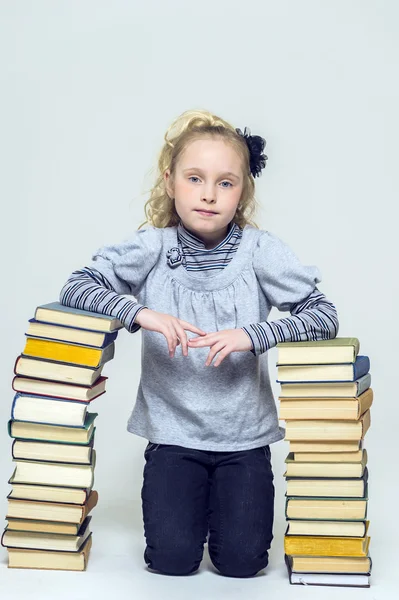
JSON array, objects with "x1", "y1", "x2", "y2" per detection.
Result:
[{"x1": 164, "y1": 137, "x2": 244, "y2": 248}]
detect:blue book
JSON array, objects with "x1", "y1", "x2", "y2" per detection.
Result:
[
  {"x1": 35, "y1": 302, "x2": 123, "y2": 333},
  {"x1": 277, "y1": 355, "x2": 370, "y2": 383}
]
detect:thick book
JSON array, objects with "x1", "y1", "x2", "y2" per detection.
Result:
[
  {"x1": 288, "y1": 553, "x2": 372, "y2": 574},
  {"x1": 8, "y1": 412, "x2": 97, "y2": 444},
  {"x1": 285, "y1": 496, "x2": 368, "y2": 521},
  {"x1": 285, "y1": 469, "x2": 368, "y2": 498},
  {"x1": 284, "y1": 450, "x2": 367, "y2": 478},
  {"x1": 6, "y1": 490, "x2": 98, "y2": 524},
  {"x1": 284, "y1": 410, "x2": 370, "y2": 442},
  {"x1": 279, "y1": 374, "x2": 371, "y2": 398},
  {"x1": 277, "y1": 355, "x2": 370, "y2": 383},
  {"x1": 14, "y1": 355, "x2": 103, "y2": 386},
  {"x1": 11, "y1": 393, "x2": 89, "y2": 427},
  {"x1": 12, "y1": 375, "x2": 107, "y2": 402},
  {"x1": 7, "y1": 517, "x2": 84, "y2": 535},
  {"x1": 2, "y1": 516, "x2": 91, "y2": 552},
  {"x1": 277, "y1": 338, "x2": 360, "y2": 365},
  {"x1": 279, "y1": 389, "x2": 373, "y2": 421},
  {"x1": 12, "y1": 438, "x2": 94, "y2": 465},
  {"x1": 8, "y1": 480, "x2": 91, "y2": 505},
  {"x1": 27, "y1": 319, "x2": 118, "y2": 348},
  {"x1": 284, "y1": 527, "x2": 370, "y2": 557},
  {"x1": 289, "y1": 440, "x2": 362, "y2": 453},
  {"x1": 293, "y1": 449, "x2": 364, "y2": 462},
  {"x1": 6, "y1": 532, "x2": 92, "y2": 571},
  {"x1": 286, "y1": 519, "x2": 368, "y2": 537},
  {"x1": 35, "y1": 301, "x2": 123, "y2": 332},
  {"x1": 22, "y1": 338, "x2": 115, "y2": 368},
  {"x1": 285, "y1": 554, "x2": 370, "y2": 587},
  {"x1": 11, "y1": 450, "x2": 96, "y2": 488}
]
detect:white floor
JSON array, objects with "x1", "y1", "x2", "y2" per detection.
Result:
[{"x1": 0, "y1": 508, "x2": 395, "y2": 600}]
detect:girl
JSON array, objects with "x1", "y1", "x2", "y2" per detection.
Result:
[{"x1": 59, "y1": 109, "x2": 339, "y2": 578}]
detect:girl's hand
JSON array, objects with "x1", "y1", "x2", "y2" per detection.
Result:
[
  {"x1": 135, "y1": 309, "x2": 207, "y2": 358},
  {"x1": 187, "y1": 328, "x2": 253, "y2": 367}
]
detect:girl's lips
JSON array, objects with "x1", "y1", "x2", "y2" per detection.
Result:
[{"x1": 196, "y1": 210, "x2": 217, "y2": 215}]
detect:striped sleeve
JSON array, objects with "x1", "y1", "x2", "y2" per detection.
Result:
[
  {"x1": 242, "y1": 288, "x2": 339, "y2": 356},
  {"x1": 59, "y1": 226, "x2": 163, "y2": 333},
  {"x1": 59, "y1": 267, "x2": 148, "y2": 333},
  {"x1": 241, "y1": 230, "x2": 339, "y2": 356}
]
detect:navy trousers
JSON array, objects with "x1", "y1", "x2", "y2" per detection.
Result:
[{"x1": 141, "y1": 442, "x2": 275, "y2": 577}]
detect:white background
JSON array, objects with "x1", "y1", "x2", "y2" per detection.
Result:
[{"x1": 0, "y1": 1, "x2": 397, "y2": 598}]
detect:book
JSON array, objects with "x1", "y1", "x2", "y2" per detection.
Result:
[
  {"x1": 279, "y1": 374, "x2": 371, "y2": 398},
  {"x1": 286, "y1": 469, "x2": 368, "y2": 498},
  {"x1": 286, "y1": 520, "x2": 368, "y2": 537},
  {"x1": 8, "y1": 480, "x2": 91, "y2": 505},
  {"x1": 285, "y1": 497, "x2": 368, "y2": 520},
  {"x1": 12, "y1": 375, "x2": 107, "y2": 402},
  {"x1": 26, "y1": 319, "x2": 118, "y2": 348},
  {"x1": 7, "y1": 518, "x2": 86, "y2": 535},
  {"x1": 14, "y1": 355, "x2": 103, "y2": 386},
  {"x1": 2, "y1": 516, "x2": 91, "y2": 552},
  {"x1": 8, "y1": 412, "x2": 97, "y2": 444},
  {"x1": 284, "y1": 522, "x2": 370, "y2": 557},
  {"x1": 288, "y1": 554, "x2": 372, "y2": 574},
  {"x1": 285, "y1": 555, "x2": 370, "y2": 587},
  {"x1": 6, "y1": 533, "x2": 92, "y2": 571},
  {"x1": 277, "y1": 338, "x2": 360, "y2": 365},
  {"x1": 284, "y1": 410, "x2": 370, "y2": 441},
  {"x1": 293, "y1": 449, "x2": 364, "y2": 462},
  {"x1": 11, "y1": 393, "x2": 88, "y2": 427},
  {"x1": 279, "y1": 389, "x2": 373, "y2": 421},
  {"x1": 6, "y1": 490, "x2": 98, "y2": 524},
  {"x1": 12, "y1": 438, "x2": 94, "y2": 465},
  {"x1": 284, "y1": 450, "x2": 367, "y2": 478},
  {"x1": 22, "y1": 338, "x2": 115, "y2": 368},
  {"x1": 277, "y1": 356, "x2": 370, "y2": 383},
  {"x1": 11, "y1": 451, "x2": 96, "y2": 488},
  {"x1": 35, "y1": 301, "x2": 123, "y2": 332},
  {"x1": 289, "y1": 440, "x2": 362, "y2": 453}
]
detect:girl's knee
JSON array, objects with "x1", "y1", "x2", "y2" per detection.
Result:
[
  {"x1": 144, "y1": 541, "x2": 203, "y2": 576},
  {"x1": 209, "y1": 545, "x2": 270, "y2": 578}
]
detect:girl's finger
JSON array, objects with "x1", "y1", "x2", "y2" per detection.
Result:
[
  {"x1": 178, "y1": 320, "x2": 207, "y2": 335},
  {"x1": 205, "y1": 342, "x2": 225, "y2": 367}
]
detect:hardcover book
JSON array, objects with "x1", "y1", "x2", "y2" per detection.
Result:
[
  {"x1": 35, "y1": 302, "x2": 123, "y2": 332},
  {"x1": 277, "y1": 338, "x2": 360, "y2": 365},
  {"x1": 277, "y1": 356, "x2": 370, "y2": 383}
]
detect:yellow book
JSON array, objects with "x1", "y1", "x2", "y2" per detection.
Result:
[
  {"x1": 279, "y1": 389, "x2": 373, "y2": 420},
  {"x1": 284, "y1": 410, "x2": 370, "y2": 442},
  {"x1": 284, "y1": 522, "x2": 370, "y2": 557},
  {"x1": 22, "y1": 338, "x2": 115, "y2": 368}
]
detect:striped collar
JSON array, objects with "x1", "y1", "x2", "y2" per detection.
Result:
[{"x1": 177, "y1": 220, "x2": 241, "y2": 251}]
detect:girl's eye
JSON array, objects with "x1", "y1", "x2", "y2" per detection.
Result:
[{"x1": 188, "y1": 176, "x2": 232, "y2": 188}]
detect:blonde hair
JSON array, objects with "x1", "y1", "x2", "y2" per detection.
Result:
[{"x1": 138, "y1": 109, "x2": 261, "y2": 230}]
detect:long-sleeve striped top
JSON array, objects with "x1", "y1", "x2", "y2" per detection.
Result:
[{"x1": 60, "y1": 221, "x2": 338, "y2": 356}]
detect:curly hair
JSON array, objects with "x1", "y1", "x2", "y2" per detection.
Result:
[{"x1": 138, "y1": 108, "x2": 262, "y2": 230}]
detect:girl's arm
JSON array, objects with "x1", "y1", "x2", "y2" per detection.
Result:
[
  {"x1": 59, "y1": 226, "x2": 163, "y2": 333},
  {"x1": 242, "y1": 287, "x2": 338, "y2": 356},
  {"x1": 59, "y1": 267, "x2": 148, "y2": 333},
  {"x1": 242, "y1": 230, "x2": 339, "y2": 356}
]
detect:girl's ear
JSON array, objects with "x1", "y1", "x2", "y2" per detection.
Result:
[{"x1": 164, "y1": 169, "x2": 174, "y2": 199}]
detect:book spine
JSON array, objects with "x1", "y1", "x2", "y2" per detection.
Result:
[
  {"x1": 10, "y1": 394, "x2": 20, "y2": 420},
  {"x1": 13, "y1": 356, "x2": 21, "y2": 376},
  {"x1": 11, "y1": 439, "x2": 16, "y2": 460}
]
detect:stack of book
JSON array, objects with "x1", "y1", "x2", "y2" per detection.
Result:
[
  {"x1": 277, "y1": 338, "x2": 373, "y2": 588},
  {"x1": 2, "y1": 302, "x2": 122, "y2": 571}
]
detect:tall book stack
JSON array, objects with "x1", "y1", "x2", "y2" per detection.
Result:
[
  {"x1": 277, "y1": 338, "x2": 373, "y2": 588},
  {"x1": 2, "y1": 302, "x2": 122, "y2": 571}
]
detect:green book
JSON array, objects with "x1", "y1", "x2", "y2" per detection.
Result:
[
  {"x1": 277, "y1": 337, "x2": 360, "y2": 365},
  {"x1": 8, "y1": 413, "x2": 98, "y2": 445}
]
